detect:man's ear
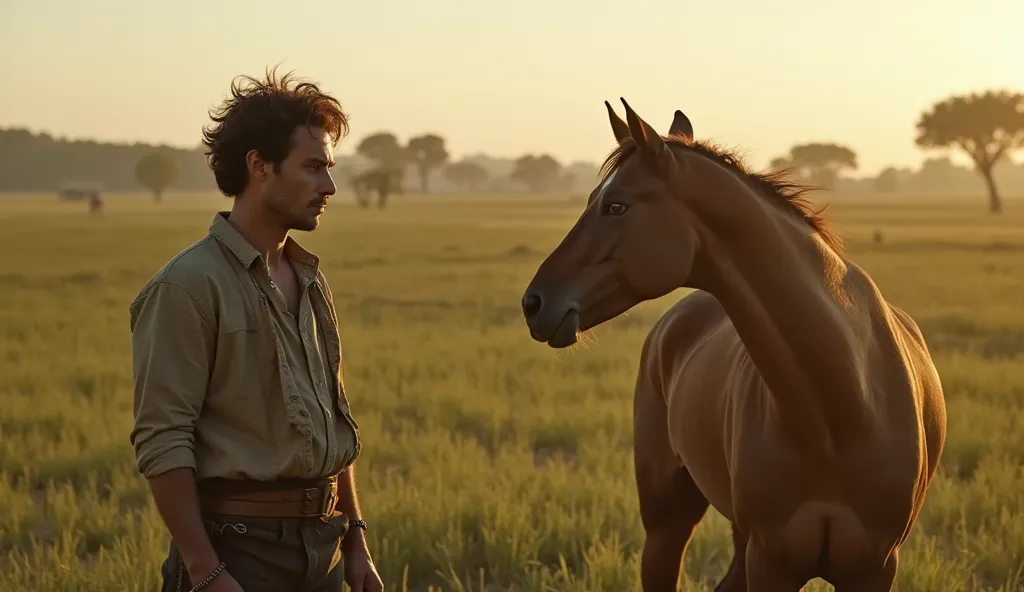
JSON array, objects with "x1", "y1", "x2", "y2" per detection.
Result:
[{"x1": 245, "y1": 149, "x2": 269, "y2": 182}]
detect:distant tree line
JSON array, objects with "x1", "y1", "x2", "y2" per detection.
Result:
[
  {"x1": 342, "y1": 131, "x2": 579, "y2": 208},
  {"x1": 1, "y1": 88, "x2": 1021, "y2": 212},
  {"x1": 0, "y1": 128, "x2": 211, "y2": 195},
  {"x1": 764, "y1": 90, "x2": 1024, "y2": 213}
]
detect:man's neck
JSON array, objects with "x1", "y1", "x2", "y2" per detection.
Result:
[{"x1": 226, "y1": 206, "x2": 288, "y2": 268}]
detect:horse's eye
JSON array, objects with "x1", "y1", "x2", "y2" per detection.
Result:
[{"x1": 603, "y1": 202, "x2": 629, "y2": 216}]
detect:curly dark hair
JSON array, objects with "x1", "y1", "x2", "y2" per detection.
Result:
[{"x1": 201, "y1": 65, "x2": 350, "y2": 197}]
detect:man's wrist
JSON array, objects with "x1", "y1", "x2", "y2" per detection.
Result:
[
  {"x1": 185, "y1": 554, "x2": 223, "y2": 582},
  {"x1": 342, "y1": 519, "x2": 368, "y2": 552}
]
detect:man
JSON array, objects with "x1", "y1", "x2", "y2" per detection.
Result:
[{"x1": 129, "y1": 67, "x2": 383, "y2": 592}]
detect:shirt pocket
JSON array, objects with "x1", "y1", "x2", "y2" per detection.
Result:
[{"x1": 214, "y1": 289, "x2": 281, "y2": 402}]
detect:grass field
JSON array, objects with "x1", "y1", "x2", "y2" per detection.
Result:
[{"x1": 1, "y1": 191, "x2": 1023, "y2": 591}]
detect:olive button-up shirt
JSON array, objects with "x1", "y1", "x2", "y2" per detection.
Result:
[{"x1": 129, "y1": 212, "x2": 360, "y2": 482}]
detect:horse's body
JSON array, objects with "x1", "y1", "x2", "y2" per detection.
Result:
[
  {"x1": 521, "y1": 99, "x2": 946, "y2": 590},
  {"x1": 636, "y1": 284, "x2": 943, "y2": 590}
]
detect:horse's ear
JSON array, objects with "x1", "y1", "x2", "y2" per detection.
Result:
[
  {"x1": 605, "y1": 101, "x2": 629, "y2": 144},
  {"x1": 620, "y1": 97, "x2": 667, "y2": 163},
  {"x1": 668, "y1": 110, "x2": 693, "y2": 141}
]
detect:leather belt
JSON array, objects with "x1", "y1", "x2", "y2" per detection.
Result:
[{"x1": 198, "y1": 477, "x2": 340, "y2": 518}]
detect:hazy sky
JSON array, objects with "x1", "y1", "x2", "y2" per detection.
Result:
[{"x1": 1, "y1": 0, "x2": 1020, "y2": 176}]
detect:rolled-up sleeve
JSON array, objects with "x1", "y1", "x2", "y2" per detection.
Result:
[{"x1": 128, "y1": 280, "x2": 214, "y2": 478}]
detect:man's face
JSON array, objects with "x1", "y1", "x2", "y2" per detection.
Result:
[{"x1": 260, "y1": 125, "x2": 337, "y2": 232}]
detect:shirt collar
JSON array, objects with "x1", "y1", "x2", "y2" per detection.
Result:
[{"x1": 208, "y1": 211, "x2": 321, "y2": 277}]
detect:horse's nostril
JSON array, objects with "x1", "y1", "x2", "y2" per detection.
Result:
[{"x1": 522, "y1": 292, "x2": 543, "y2": 318}]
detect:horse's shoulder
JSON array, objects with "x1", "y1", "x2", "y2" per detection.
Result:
[{"x1": 643, "y1": 290, "x2": 728, "y2": 357}]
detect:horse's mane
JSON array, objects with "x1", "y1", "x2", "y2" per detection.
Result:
[{"x1": 598, "y1": 137, "x2": 844, "y2": 255}]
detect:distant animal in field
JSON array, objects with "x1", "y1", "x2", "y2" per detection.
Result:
[{"x1": 89, "y1": 193, "x2": 104, "y2": 215}]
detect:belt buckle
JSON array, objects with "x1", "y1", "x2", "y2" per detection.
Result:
[
  {"x1": 321, "y1": 483, "x2": 338, "y2": 516},
  {"x1": 301, "y1": 487, "x2": 320, "y2": 517},
  {"x1": 301, "y1": 484, "x2": 337, "y2": 517}
]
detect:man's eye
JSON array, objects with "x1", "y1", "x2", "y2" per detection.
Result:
[{"x1": 602, "y1": 202, "x2": 629, "y2": 216}]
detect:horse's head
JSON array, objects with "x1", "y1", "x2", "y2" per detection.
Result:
[{"x1": 522, "y1": 99, "x2": 703, "y2": 348}]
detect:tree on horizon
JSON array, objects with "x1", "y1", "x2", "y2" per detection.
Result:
[
  {"x1": 770, "y1": 143, "x2": 858, "y2": 190},
  {"x1": 510, "y1": 154, "x2": 562, "y2": 193},
  {"x1": 444, "y1": 161, "x2": 489, "y2": 191},
  {"x1": 134, "y1": 151, "x2": 179, "y2": 202},
  {"x1": 915, "y1": 89, "x2": 1024, "y2": 214},
  {"x1": 406, "y1": 134, "x2": 449, "y2": 193}
]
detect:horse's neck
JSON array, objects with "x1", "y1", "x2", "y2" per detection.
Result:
[{"x1": 698, "y1": 209, "x2": 874, "y2": 451}]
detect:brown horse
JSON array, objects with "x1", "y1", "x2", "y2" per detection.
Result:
[{"x1": 521, "y1": 99, "x2": 947, "y2": 591}]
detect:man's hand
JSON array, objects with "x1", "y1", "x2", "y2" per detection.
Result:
[
  {"x1": 343, "y1": 540, "x2": 383, "y2": 592},
  {"x1": 335, "y1": 466, "x2": 381, "y2": 590}
]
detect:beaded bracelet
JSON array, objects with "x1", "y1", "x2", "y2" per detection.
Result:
[{"x1": 188, "y1": 561, "x2": 226, "y2": 592}]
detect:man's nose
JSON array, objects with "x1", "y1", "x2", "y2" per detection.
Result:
[{"x1": 323, "y1": 174, "x2": 337, "y2": 196}]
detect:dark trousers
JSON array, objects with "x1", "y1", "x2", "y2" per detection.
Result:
[{"x1": 160, "y1": 511, "x2": 349, "y2": 592}]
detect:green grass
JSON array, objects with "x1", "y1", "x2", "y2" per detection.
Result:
[{"x1": 1, "y1": 192, "x2": 1023, "y2": 591}]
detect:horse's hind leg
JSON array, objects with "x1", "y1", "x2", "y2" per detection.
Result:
[
  {"x1": 832, "y1": 550, "x2": 898, "y2": 592},
  {"x1": 634, "y1": 379, "x2": 709, "y2": 592},
  {"x1": 713, "y1": 524, "x2": 748, "y2": 592},
  {"x1": 744, "y1": 538, "x2": 809, "y2": 592}
]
